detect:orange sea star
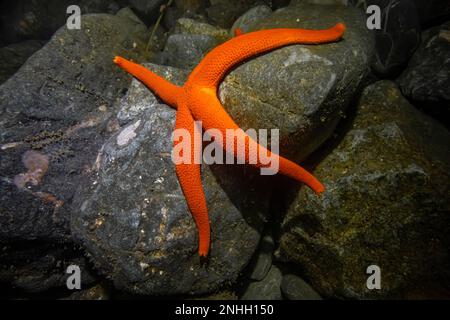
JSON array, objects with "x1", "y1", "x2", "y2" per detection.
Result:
[{"x1": 114, "y1": 22, "x2": 346, "y2": 258}]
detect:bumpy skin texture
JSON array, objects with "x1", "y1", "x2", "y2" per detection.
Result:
[{"x1": 114, "y1": 23, "x2": 346, "y2": 257}]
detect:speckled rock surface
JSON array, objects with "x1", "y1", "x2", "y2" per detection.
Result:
[
  {"x1": 174, "y1": 18, "x2": 229, "y2": 43},
  {"x1": 71, "y1": 67, "x2": 272, "y2": 295},
  {"x1": 220, "y1": 2, "x2": 374, "y2": 162},
  {"x1": 158, "y1": 33, "x2": 220, "y2": 70},
  {"x1": 0, "y1": 8, "x2": 149, "y2": 241},
  {"x1": 397, "y1": 21, "x2": 450, "y2": 105},
  {"x1": 279, "y1": 81, "x2": 450, "y2": 299}
]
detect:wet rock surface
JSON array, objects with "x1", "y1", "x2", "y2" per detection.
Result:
[
  {"x1": 241, "y1": 265, "x2": 283, "y2": 300},
  {"x1": 220, "y1": 2, "x2": 373, "y2": 162},
  {"x1": 397, "y1": 21, "x2": 450, "y2": 108},
  {"x1": 279, "y1": 81, "x2": 450, "y2": 299},
  {"x1": 281, "y1": 274, "x2": 322, "y2": 300},
  {"x1": 350, "y1": 0, "x2": 421, "y2": 76},
  {"x1": 0, "y1": 8, "x2": 149, "y2": 241},
  {"x1": 0, "y1": 0, "x2": 448, "y2": 301},
  {"x1": 71, "y1": 70, "x2": 272, "y2": 295},
  {"x1": 0, "y1": 40, "x2": 44, "y2": 84},
  {"x1": 0, "y1": 242, "x2": 96, "y2": 294}
]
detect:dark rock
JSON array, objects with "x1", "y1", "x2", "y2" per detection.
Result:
[
  {"x1": 71, "y1": 68, "x2": 271, "y2": 295},
  {"x1": 174, "y1": 0, "x2": 206, "y2": 14},
  {"x1": 0, "y1": 242, "x2": 96, "y2": 293},
  {"x1": 350, "y1": 0, "x2": 421, "y2": 76},
  {"x1": 174, "y1": 18, "x2": 229, "y2": 43},
  {"x1": 279, "y1": 81, "x2": 450, "y2": 299},
  {"x1": 0, "y1": 40, "x2": 44, "y2": 84},
  {"x1": 230, "y1": 5, "x2": 272, "y2": 36},
  {"x1": 129, "y1": 0, "x2": 165, "y2": 24},
  {"x1": 220, "y1": 2, "x2": 374, "y2": 162},
  {"x1": 158, "y1": 34, "x2": 219, "y2": 70},
  {"x1": 0, "y1": 9, "x2": 150, "y2": 241},
  {"x1": 281, "y1": 274, "x2": 322, "y2": 300},
  {"x1": 241, "y1": 265, "x2": 283, "y2": 300},
  {"x1": 247, "y1": 233, "x2": 274, "y2": 281},
  {"x1": 413, "y1": 0, "x2": 450, "y2": 27},
  {"x1": 62, "y1": 283, "x2": 110, "y2": 300},
  {"x1": 206, "y1": 0, "x2": 273, "y2": 28},
  {"x1": 397, "y1": 21, "x2": 450, "y2": 106},
  {"x1": 0, "y1": 0, "x2": 127, "y2": 44}
]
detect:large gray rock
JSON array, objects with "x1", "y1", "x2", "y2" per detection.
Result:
[
  {"x1": 0, "y1": 9, "x2": 149, "y2": 242},
  {"x1": 158, "y1": 33, "x2": 220, "y2": 70},
  {"x1": 279, "y1": 81, "x2": 450, "y2": 299},
  {"x1": 157, "y1": 18, "x2": 228, "y2": 70},
  {"x1": 397, "y1": 21, "x2": 450, "y2": 106},
  {"x1": 220, "y1": 2, "x2": 373, "y2": 162},
  {"x1": 0, "y1": 40, "x2": 44, "y2": 84},
  {"x1": 71, "y1": 68, "x2": 272, "y2": 295}
]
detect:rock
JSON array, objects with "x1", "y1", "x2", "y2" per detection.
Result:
[
  {"x1": 397, "y1": 21, "x2": 450, "y2": 107},
  {"x1": 0, "y1": 40, "x2": 44, "y2": 84},
  {"x1": 220, "y1": 2, "x2": 373, "y2": 162},
  {"x1": 129, "y1": 0, "x2": 165, "y2": 24},
  {"x1": 175, "y1": 18, "x2": 229, "y2": 43},
  {"x1": 62, "y1": 283, "x2": 110, "y2": 300},
  {"x1": 247, "y1": 232, "x2": 275, "y2": 281},
  {"x1": 174, "y1": 0, "x2": 205, "y2": 14},
  {"x1": 0, "y1": 9, "x2": 149, "y2": 241},
  {"x1": 279, "y1": 81, "x2": 450, "y2": 299},
  {"x1": 158, "y1": 33, "x2": 220, "y2": 70},
  {"x1": 71, "y1": 67, "x2": 272, "y2": 295},
  {"x1": 241, "y1": 265, "x2": 283, "y2": 300},
  {"x1": 281, "y1": 274, "x2": 322, "y2": 300},
  {"x1": 413, "y1": 0, "x2": 450, "y2": 26},
  {"x1": 117, "y1": 63, "x2": 189, "y2": 125},
  {"x1": 230, "y1": 5, "x2": 272, "y2": 36},
  {"x1": 0, "y1": 0, "x2": 127, "y2": 44},
  {"x1": 157, "y1": 18, "x2": 230, "y2": 70},
  {"x1": 349, "y1": 0, "x2": 421, "y2": 76},
  {"x1": 206, "y1": 0, "x2": 273, "y2": 28},
  {"x1": 0, "y1": 242, "x2": 96, "y2": 293}
]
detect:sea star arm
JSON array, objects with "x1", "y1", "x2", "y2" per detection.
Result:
[
  {"x1": 186, "y1": 88, "x2": 325, "y2": 194},
  {"x1": 174, "y1": 102, "x2": 211, "y2": 257},
  {"x1": 114, "y1": 56, "x2": 182, "y2": 108},
  {"x1": 187, "y1": 23, "x2": 346, "y2": 88}
]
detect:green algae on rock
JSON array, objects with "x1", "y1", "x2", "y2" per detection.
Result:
[{"x1": 279, "y1": 81, "x2": 450, "y2": 299}]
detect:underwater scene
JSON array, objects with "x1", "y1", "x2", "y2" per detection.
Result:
[{"x1": 0, "y1": 0, "x2": 449, "y2": 305}]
